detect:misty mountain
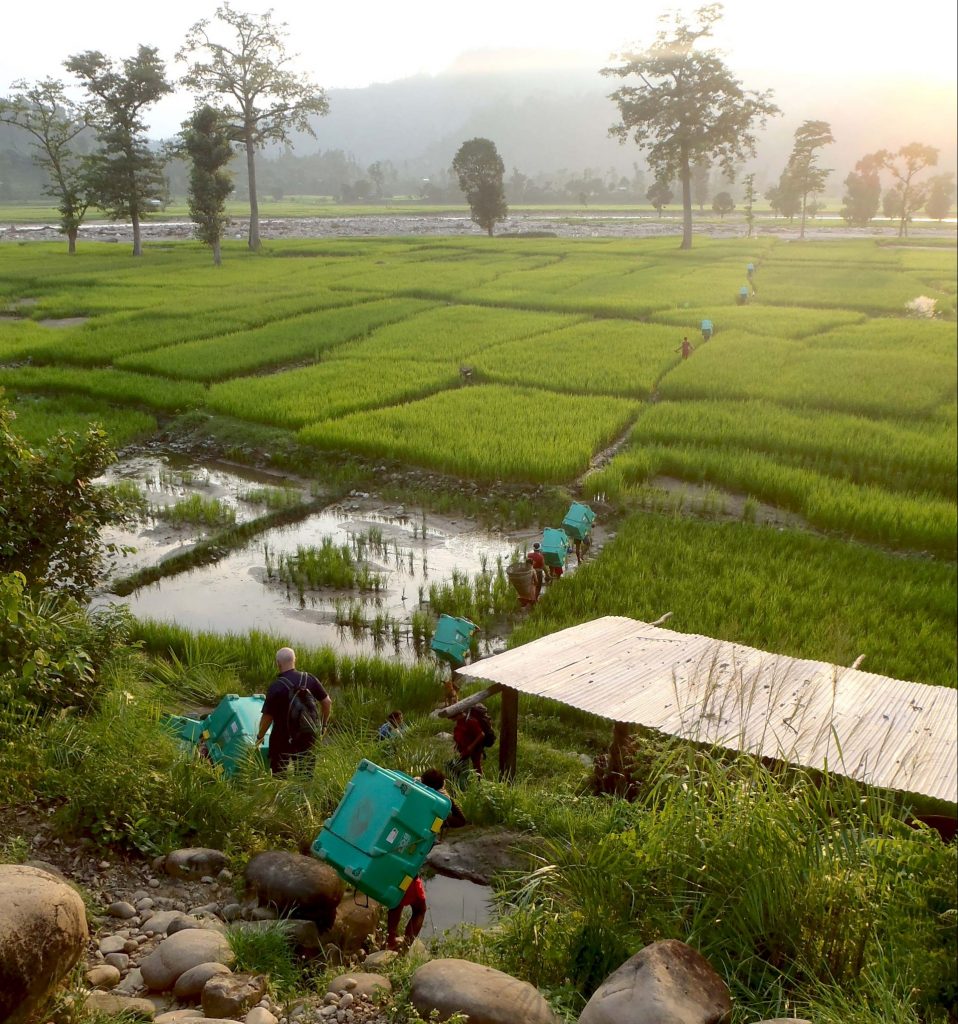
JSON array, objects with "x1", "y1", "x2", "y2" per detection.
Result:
[{"x1": 300, "y1": 59, "x2": 957, "y2": 190}]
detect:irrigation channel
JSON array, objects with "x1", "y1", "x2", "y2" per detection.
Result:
[{"x1": 92, "y1": 454, "x2": 542, "y2": 659}]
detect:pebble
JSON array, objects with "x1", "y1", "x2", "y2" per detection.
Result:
[
  {"x1": 135, "y1": 897, "x2": 154, "y2": 912},
  {"x1": 148, "y1": 878, "x2": 160, "y2": 889},
  {"x1": 100, "y1": 936, "x2": 127, "y2": 955},
  {"x1": 218, "y1": 868, "x2": 233, "y2": 882},
  {"x1": 109, "y1": 901, "x2": 137, "y2": 919},
  {"x1": 201, "y1": 875, "x2": 215, "y2": 884},
  {"x1": 98, "y1": 860, "x2": 110, "y2": 869},
  {"x1": 104, "y1": 952, "x2": 130, "y2": 972}
]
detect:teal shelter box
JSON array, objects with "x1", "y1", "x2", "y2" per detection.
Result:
[
  {"x1": 201, "y1": 694, "x2": 270, "y2": 776},
  {"x1": 162, "y1": 713, "x2": 207, "y2": 747},
  {"x1": 541, "y1": 527, "x2": 570, "y2": 568},
  {"x1": 312, "y1": 759, "x2": 451, "y2": 908},
  {"x1": 561, "y1": 501, "x2": 596, "y2": 542},
  {"x1": 430, "y1": 614, "x2": 478, "y2": 667}
]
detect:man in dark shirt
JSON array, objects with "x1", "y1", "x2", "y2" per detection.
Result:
[{"x1": 255, "y1": 647, "x2": 332, "y2": 773}]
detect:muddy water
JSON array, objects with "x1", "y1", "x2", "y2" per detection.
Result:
[
  {"x1": 95, "y1": 455, "x2": 520, "y2": 659},
  {"x1": 422, "y1": 875, "x2": 494, "y2": 938}
]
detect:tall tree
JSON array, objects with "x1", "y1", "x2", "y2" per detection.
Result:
[
  {"x1": 742, "y1": 172, "x2": 757, "y2": 238},
  {"x1": 782, "y1": 119, "x2": 834, "y2": 239},
  {"x1": 603, "y1": 3, "x2": 778, "y2": 249},
  {"x1": 646, "y1": 178, "x2": 673, "y2": 212},
  {"x1": 840, "y1": 154, "x2": 882, "y2": 226},
  {"x1": 870, "y1": 143, "x2": 939, "y2": 238},
  {"x1": 179, "y1": 105, "x2": 234, "y2": 265},
  {"x1": 451, "y1": 137, "x2": 508, "y2": 237},
  {"x1": 923, "y1": 173, "x2": 955, "y2": 221},
  {"x1": 712, "y1": 191, "x2": 734, "y2": 217},
  {"x1": 0, "y1": 79, "x2": 93, "y2": 254},
  {"x1": 64, "y1": 46, "x2": 171, "y2": 257},
  {"x1": 178, "y1": 3, "x2": 329, "y2": 252},
  {"x1": 765, "y1": 176, "x2": 801, "y2": 220}
]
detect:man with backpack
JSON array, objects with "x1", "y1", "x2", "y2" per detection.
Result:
[{"x1": 255, "y1": 647, "x2": 332, "y2": 774}]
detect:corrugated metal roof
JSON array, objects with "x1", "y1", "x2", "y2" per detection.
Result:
[{"x1": 456, "y1": 616, "x2": 957, "y2": 804}]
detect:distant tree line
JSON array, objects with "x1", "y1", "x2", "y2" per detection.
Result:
[{"x1": 1, "y1": 2, "x2": 955, "y2": 254}]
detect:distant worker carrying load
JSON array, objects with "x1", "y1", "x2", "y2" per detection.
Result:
[
  {"x1": 562, "y1": 501, "x2": 596, "y2": 564},
  {"x1": 737, "y1": 286, "x2": 750, "y2": 305},
  {"x1": 676, "y1": 336, "x2": 694, "y2": 359},
  {"x1": 700, "y1": 318, "x2": 713, "y2": 342}
]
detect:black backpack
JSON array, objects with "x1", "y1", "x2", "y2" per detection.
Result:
[
  {"x1": 284, "y1": 672, "x2": 320, "y2": 747},
  {"x1": 469, "y1": 703, "x2": 496, "y2": 748}
]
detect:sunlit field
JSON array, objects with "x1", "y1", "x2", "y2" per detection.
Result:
[{"x1": 1, "y1": 234, "x2": 955, "y2": 685}]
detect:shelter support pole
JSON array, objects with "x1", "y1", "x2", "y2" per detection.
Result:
[
  {"x1": 499, "y1": 686, "x2": 518, "y2": 780},
  {"x1": 608, "y1": 721, "x2": 633, "y2": 785},
  {"x1": 850, "y1": 655, "x2": 865, "y2": 670},
  {"x1": 433, "y1": 684, "x2": 503, "y2": 720}
]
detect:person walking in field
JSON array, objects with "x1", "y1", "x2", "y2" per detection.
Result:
[
  {"x1": 529, "y1": 542, "x2": 546, "y2": 598},
  {"x1": 255, "y1": 647, "x2": 331, "y2": 773},
  {"x1": 676, "y1": 336, "x2": 694, "y2": 359}
]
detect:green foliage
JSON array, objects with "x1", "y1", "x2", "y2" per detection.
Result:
[
  {"x1": 180, "y1": 104, "x2": 234, "y2": 264},
  {"x1": 157, "y1": 494, "x2": 237, "y2": 528},
  {"x1": 0, "y1": 403, "x2": 130, "y2": 595},
  {"x1": 451, "y1": 138, "x2": 508, "y2": 236},
  {"x1": 226, "y1": 922, "x2": 299, "y2": 996}
]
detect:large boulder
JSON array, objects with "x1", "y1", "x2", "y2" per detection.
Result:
[
  {"x1": 140, "y1": 928, "x2": 234, "y2": 992},
  {"x1": 579, "y1": 940, "x2": 732, "y2": 1024},
  {"x1": 201, "y1": 973, "x2": 268, "y2": 1019},
  {"x1": 82, "y1": 992, "x2": 156, "y2": 1018},
  {"x1": 0, "y1": 864, "x2": 88, "y2": 1024},
  {"x1": 164, "y1": 848, "x2": 229, "y2": 881},
  {"x1": 317, "y1": 894, "x2": 382, "y2": 955},
  {"x1": 410, "y1": 958, "x2": 558, "y2": 1024},
  {"x1": 426, "y1": 829, "x2": 532, "y2": 885},
  {"x1": 244, "y1": 851, "x2": 344, "y2": 930},
  {"x1": 172, "y1": 961, "x2": 233, "y2": 1000}
]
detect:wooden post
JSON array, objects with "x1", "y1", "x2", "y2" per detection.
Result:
[
  {"x1": 499, "y1": 686, "x2": 518, "y2": 780},
  {"x1": 433, "y1": 684, "x2": 503, "y2": 719}
]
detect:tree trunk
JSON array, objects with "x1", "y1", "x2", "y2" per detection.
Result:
[
  {"x1": 679, "y1": 148, "x2": 693, "y2": 250},
  {"x1": 487, "y1": 225, "x2": 493, "y2": 237},
  {"x1": 212, "y1": 238, "x2": 222, "y2": 266},
  {"x1": 246, "y1": 133, "x2": 260, "y2": 252},
  {"x1": 799, "y1": 192, "x2": 808, "y2": 240},
  {"x1": 131, "y1": 209, "x2": 142, "y2": 257},
  {"x1": 67, "y1": 228, "x2": 77, "y2": 255}
]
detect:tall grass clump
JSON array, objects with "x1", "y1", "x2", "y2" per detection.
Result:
[{"x1": 157, "y1": 495, "x2": 237, "y2": 528}]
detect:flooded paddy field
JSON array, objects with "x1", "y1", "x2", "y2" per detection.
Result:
[{"x1": 94, "y1": 454, "x2": 527, "y2": 659}]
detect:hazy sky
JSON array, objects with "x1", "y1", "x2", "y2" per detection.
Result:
[{"x1": 4, "y1": 0, "x2": 957, "y2": 136}]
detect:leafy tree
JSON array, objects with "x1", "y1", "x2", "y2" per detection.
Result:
[
  {"x1": 0, "y1": 79, "x2": 94, "y2": 254},
  {"x1": 742, "y1": 172, "x2": 757, "y2": 238},
  {"x1": 924, "y1": 173, "x2": 955, "y2": 221},
  {"x1": 646, "y1": 178, "x2": 674, "y2": 212},
  {"x1": 178, "y1": 3, "x2": 330, "y2": 251},
  {"x1": 782, "y1": 119, "x2": 834, "y2": 239},
  {"x1": 868, "y1": 143, "x2": 939, "y2": 237},
  {"x1": 882, "y1": 185, "x2": 904, "y2": 220},
  {"x1": 691, "y1": 158, "x2": 710, "y2": 211},
  {"x1": 451, "y1": 137, "x2": 508, "y2": 236},
  {"x1": 840, "y1": 154, "x2": 882, "y2": 226},
  {"x1": 712, "y1": 191, "x2": 734, "y2": 217},
  {"x1": 603, "y1": 3, "x2": 778, "y2": 249},
  {"x1": 64, "y1": 46, "x2": 171, "y2": 257},
  {"x1": 765, "y1": 177, "x2": 801, "y2": 220},
  {"x1": 179, "y1": 104, "x2": 234, "y2": 265},
  {"x1": 0, "y1": 401, "x2": 132, "y2": 598}
]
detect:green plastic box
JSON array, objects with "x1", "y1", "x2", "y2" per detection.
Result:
[
  {"x1": 311, "y1": 759, "x2": 451, "y2": 908},
  {"x1": 561, "y1": 502, "x2": 595, "y2": 542},
  {"x1": 162, "y1": 713, "x2": 207, "y2": 747},
  {"x1": 541, "y1": 527, "x2": 570, "y2": 568},
  {"x1": 430, "y1": 614, "x2": 478, "y2": 667}
]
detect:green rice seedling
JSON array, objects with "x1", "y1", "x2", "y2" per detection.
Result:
[
  {"x1": 299, "y1": 384, "x2": 639, "y2": 483},
  {"x1": 278, "y1": 539, "x2": 384, "y2": 591},
  {"x1": 511, "y1": 510, "x2": 957, "y2": 687},
  {"x1": 208, "y1": 359, "x2": 460, "y2": 429},
  {"x1": 471, "y1": 318, "x2": 679, "y2": 397},
  {"x1": 157, "y1": 495, "x2": 237, "y2": 528},
  {"x1": 331, "y1": 304, "x2": 582, "y2": 363},
  {"x1": 238, "y1": 486, "x2": 304, "y2": 510},
  {"x1": 631, "y1": 399, "x2": 957, "y2": 497},
  {"x1": 0, "y1": 365, "x2": 204, "y2": 411},
  {"x1": 657, "y1": 329, "x2": 955, "y2": 419},
  {"x1": 115, "y1": 298, "x2": 433, "y2": 380},
  {"x1": 226, "y1": 922, "x2": 300, "y2": 997},
  {"x1": 648, "y1": 303, "x2": 865, "y2": 338},
  {"x1": 3, "y1": 393, "x2": 156, "y2": 447}
]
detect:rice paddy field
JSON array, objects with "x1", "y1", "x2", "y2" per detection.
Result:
[{"x1": 1, "y1": 234, "x2": 955, "y2": 686}]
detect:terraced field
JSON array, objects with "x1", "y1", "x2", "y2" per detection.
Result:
[{"x1": 1, "y1": 234, "x2": 955, "y2": 683}]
